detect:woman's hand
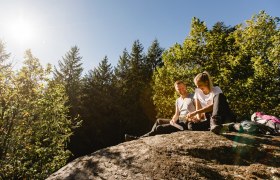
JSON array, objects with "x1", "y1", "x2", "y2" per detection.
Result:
[
  {"x1": 187, "y1": 111, "x2": 197, "y2": 119},
  {"x1": 187, "y1": 115, "x2": 201, "y2": 123}
]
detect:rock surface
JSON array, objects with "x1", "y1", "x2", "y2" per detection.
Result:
[{"x1": 47, "y1": 131, "x2": 280, "y2": 180}]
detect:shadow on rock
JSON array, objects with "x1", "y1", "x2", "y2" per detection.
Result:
[
  {"x1": 222, "y1": 133, "x2": 280, "y2": 147},
  {"x1": 94, "y1": 148, "x2": 137, "y2": 169},
  {"x1": 65, "y1": 160, "x2": 105, "y2": 180},
  {"x1": 175, "y1": 145, "x2": 279, "y2": 167},
  {"x1": 164, "y1": 161, "x2": 226, "y2": 180}
]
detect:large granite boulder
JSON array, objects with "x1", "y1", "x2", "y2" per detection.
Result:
[{"x1": 47, "y1": 131, "x2": 280, "y2": 179}]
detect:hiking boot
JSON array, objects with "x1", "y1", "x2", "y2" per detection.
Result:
[
  {"x1": 210, "y1": 125, "x2": 222, "y2": 134},
  {"x1": 125, "y1": 134, "x2": 139, "y2": 141},
  {"x1": 210, "y1": 116, "x2": 222, "y2": 133},
  {"x1": 211, "y1": 123, "x2": 235, "y2": 134},
  {"x1": 222, "y1": 122, "x2": 235, "y2": 132}
]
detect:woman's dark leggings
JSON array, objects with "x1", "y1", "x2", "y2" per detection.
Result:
[{"x1": 188, "y1": 93, "x2": 235, "y2": 131}]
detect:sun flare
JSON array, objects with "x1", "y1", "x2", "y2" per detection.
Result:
[{"x1": 10, "y1": 17, "x2": 37, "y2": 44}]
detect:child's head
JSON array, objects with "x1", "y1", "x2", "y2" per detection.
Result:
[{"x1": 194, "y1": 71, "x2": 213, "y2": 94}]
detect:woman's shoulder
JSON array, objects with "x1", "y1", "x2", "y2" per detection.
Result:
[
  {"x1": 194, "y1": 88, "x2": 204, "y2": 99},
  {"x1": 212, "y1": 86, "x2": 223, "y2": 94}
]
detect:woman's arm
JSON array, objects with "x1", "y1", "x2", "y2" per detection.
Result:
[
  {"x1": 187, "y1": 101, "x2": 213, "y2": 119},
  {"x1": 195, "y1": 99, "x2": 203, "y2": 119},
  {"x1": 195, "y1": 103, "x2": 213, "y2": 115}
]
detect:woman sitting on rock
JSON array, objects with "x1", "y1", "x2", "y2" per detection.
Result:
[{"x1": 187, "y1": 71, "x2": 236, "y2": 134}]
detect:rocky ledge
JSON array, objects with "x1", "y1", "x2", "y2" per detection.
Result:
[{"x1": 47, "y1": 131, "x2": 280, "y2": 179}]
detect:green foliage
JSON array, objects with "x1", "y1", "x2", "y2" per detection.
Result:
[
  {"x1": 0, "y1": 40, "x2": 11, "y2": 70},
  {"x1": 223, "y1": 11, "x2": 280, "y2": 118},
  {"x1": 153, "y1": 11, "x2": 280, "y2": 120},
  {"x1": 0, "y1": 49, "x2": 75, "y2": 179}
]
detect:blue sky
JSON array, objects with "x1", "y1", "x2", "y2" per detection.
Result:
[{"x1": 0, "y1": 0, "x2": 279, "y2": 73}]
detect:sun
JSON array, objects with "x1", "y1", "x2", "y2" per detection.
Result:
[{"x1": 10, "y1": 17, "x2": 37, "y2": 45}]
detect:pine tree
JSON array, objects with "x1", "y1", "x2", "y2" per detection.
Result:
[
  {"x1": 54, "y1": 45, "x2": 83, "y2": 119},
  {"x1": 146, "y1": 39, "x2": 164, "y2": 73},
  {"x1": 114, "y1": 40, "x2": 152, "y2": 135},
  {"x1": 88, "y1": 56, "x2": 120, "y2": 146},
  {"x1": 143, "y1": 39, "x2": 164, "y2": 123},
  {"x1": 114, "y1": 49, "x2": 130, "y2": 83},
  {"x1": 69, "y1": 56, "x2": 121, "y2": 158}
]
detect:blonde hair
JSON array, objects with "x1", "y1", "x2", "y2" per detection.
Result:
[{"x1": 194, "y1": 71, "x2": 213, "y2": 90}]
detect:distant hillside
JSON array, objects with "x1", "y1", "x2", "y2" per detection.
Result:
[{"x1": 47, "y1": 131, "x2": 280, "y2": 179}]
